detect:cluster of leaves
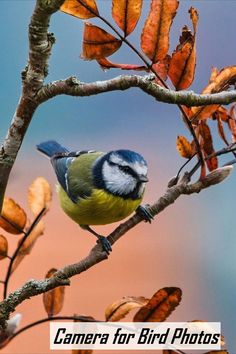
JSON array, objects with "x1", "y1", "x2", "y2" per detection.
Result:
[
  {"x1": 60, "y1": 0, "x2": 236, "y2": 177},
  {"x1": 0, "y1": 177, "x2": 52, "y2": 348},
  {"x1": 68, "y1": 287, "x2": 226, "y2": 354},
  {"x1": 0, "y1": 177, "x2": 51, "y2": 272}
]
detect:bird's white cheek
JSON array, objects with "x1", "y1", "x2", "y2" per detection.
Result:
[{"x1": 102, "y1": 162, "x2": 136, "y2": 195}]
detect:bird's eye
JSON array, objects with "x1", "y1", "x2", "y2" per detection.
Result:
[{"x1": 119, "y1": 165, "x2": 133, "y2": 174}]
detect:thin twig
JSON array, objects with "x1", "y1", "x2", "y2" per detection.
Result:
[
  {"x1": 76, "y1": 0, "x2": 204, "y2": 172},
  {"x1": 0, "y1": 166, "x2": 232, "y2": 329},
  {"x1": 3, "y1": 208, "x2": 46, "y2": 299},
  {"x1": 8, "y1": 315, "x2": 97, "y2": 344}
]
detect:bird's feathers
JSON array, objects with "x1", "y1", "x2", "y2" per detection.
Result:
[
  {"x1": 37, "y1": 141, "x2": 101, "y2": 203},
  {"x1": 58, "y1": 185, "x2": 142, "y2": 225},
  {"x1": 37, "y1": 141, "x2": 147, "y2": 227},
  {"x1": 37, "y1": 140, "x2": 69, "y2": 157}
]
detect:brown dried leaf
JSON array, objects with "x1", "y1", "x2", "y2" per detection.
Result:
[
  {"x1": 0, "y1": 198, "x2": 27, "y2": 235},
  {"x1": 199, "y1": 122, "x2": 218, "y2": 171},
  {"x1": 97, "y1": 58, "x2": 148, "y2": 72},
  {"x1": 28, "y1": 177, "x2": 52, "y2": 216},
  {"x1": 191, "y1": 66, "x2": 236, "y2": 122},
  {"x1": 112, "y1": 0, "x2": 143, "y2": 37},
  {"x1": 168, "y1": 8, "x2": 198, "y2": 90},
  {"x1": 209, "y1": 67, "x2": 219, "y2": 84},
  {"x1": 176, "y1": 135, "x2": 194, "y2": 159},
  {"x1": 105, "y1": 296, "x2": 148, "y2": 322},
  {"x1": 43, "y1": 268, "x2": 65, "y2": 317},
  {"x1": 228, "y1": 118, "x2": 236, "y2": 141},
  {"x1": 133, "y1": 287, "x2": 182, "y2": 322},
  {"x1": 228, "y1": 105, "x2": 236, "y2": 141},
  {"x1": 217, "y1": 118, "x2": 229, "y2": 146},
  {"x1": 11, "y1": 221, "x2": 45, "y2": 273},
  {"x1": 141, "y1": 0, "x2": 179, "y2": 63},
  {"x1": 61, "y1": 0, "x2": 99, "y2": 19},
  {"x1": 0, "y1": 235, "x2": 8, "y2": 260},
  {"x1": 82, "y1": 23, "x2": 122, "y2": 60},
  {"x1": 213, "y1": 106, "x2": 229, "y2": 122},
  {"x1": 163, "y1": 351, "x2": 178, "y2": 354},
  {"x1": 202, "y1": 66, "x2": 236, "y2": 94}
]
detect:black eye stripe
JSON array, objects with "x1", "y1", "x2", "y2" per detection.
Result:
[
  {"x1": 108, "y1": 160, "x2": 139, "y2": 178},
  {"x1": 119, "y1": 165, "x2": 138, "y2": 178}
]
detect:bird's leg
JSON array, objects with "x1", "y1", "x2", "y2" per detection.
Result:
[
  {"x1": 136, "y1": 204, "x2": 154, "y2": 223},
  {"x1": 83, "y1": 225, "x2": 112, "y2": 255}
]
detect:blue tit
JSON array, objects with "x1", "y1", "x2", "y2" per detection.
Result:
[{"x1": 37, "y1": 141, "x2": 152, "y2": 254}]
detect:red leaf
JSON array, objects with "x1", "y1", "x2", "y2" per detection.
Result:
[
  {"x1": 141, "y1": 0, "x2": 179, "y2": 63},
  {"x1": 168, "y1": 7, "x2": 198, "y2": 90},
  {"x1": 82, "y1": 23, "x2": 122, "y2": 60},
  {"x1": 112, "y1": 0, "x2": 143, "y2": 37},
  {"x1": 97, "y1": 57, "x2": 148, "y2": 72},
  {"x1": 61, "y1": 0, "x2": 99, "y2": 19}
]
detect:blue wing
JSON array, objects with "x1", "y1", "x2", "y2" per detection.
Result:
[
  {"x1": 37, "y1": 140, "x2": 96, "y2": 203},
  {"x1": 51, "y1": 150, "x2": 95, "y2": 203}
]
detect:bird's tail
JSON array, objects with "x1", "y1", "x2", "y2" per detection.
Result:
[{"x1": 36, "y1": 140, "x2": 69, "y2": 157}]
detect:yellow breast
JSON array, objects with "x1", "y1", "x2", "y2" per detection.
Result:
[{"x1": 57, "y1": 186, "x2": 142, "y2": 225}]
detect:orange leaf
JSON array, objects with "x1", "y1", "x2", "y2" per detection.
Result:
[
  {"x1": 112, "y1": 0, "x2": 142, "y2": 37},
  {"x1": 191, "y1": 66, "x2": 236, "y2": 122},
  {"x1": 133, "y1": 287, "x2": 182, "y2": 322},
  {"x1": 105, "y1": 296, "x2": 148, "y2": 322},
  {"x1": 227, "y1": 105, "x2": 236, "y2": 141},
  {"x1": 213, "y1": 106, "x2": 229, "y2": 122},
  {"x1": 61, "y1": 0, "x2": 99, "y2": 19},
  {"x1": 28, "y1": 177, "x2": 52, "y2": 216},
  {"x1": 0, "y1": 235, "x2": 8, "y2": 260},
  {"x1": 217, "y1": 118, "x2": 229, "y2": 146},
  {"x1": 43, "y1": 268, "x2": 65, "y2": 317},
  {"x1": 97, "y1": 58, "x2": 148, "y2": 72},
  {"x1": 201, "y1": 66, "x2": 236, "y2": 94},
  {"x1": 176, "y1": 135, "x2": 194, "y2": 159},
  {"x1": 82, "y1": 23, "x2": 122, "y2": 60},
  {"x1": 168, "y1": 8, "x2": 198, "y2": 90},
  {"x1": 0, "y1": 198, "x2": 27, "y2": 235},
  {"x1": 199, "y1": 122, "x2": 218, "y2": 171},
  {"x1": 209, "y1": 67, "x2": 220, "y2": 84},
  {"x1": 228, "y1": 118, "x2": 236, "y2": 141},
  {"x1": 11, "y1": 221, "x2": 45, "y2": 273},
  {"x1": 141, "y1": 0, "x2": 179, "y2": 63}
]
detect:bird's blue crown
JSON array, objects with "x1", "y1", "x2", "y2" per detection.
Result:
[{"x1": 111, "y1": 149, "x2": 147, "y2": 166}]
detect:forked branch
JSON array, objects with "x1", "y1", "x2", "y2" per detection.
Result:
[{"x1": 0, "y1": 166, "x2": 232, "y2": 329}]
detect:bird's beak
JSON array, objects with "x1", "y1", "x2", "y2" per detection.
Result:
[{"x1": 139, "y1": 175, "x2": 149, "y2": 183}]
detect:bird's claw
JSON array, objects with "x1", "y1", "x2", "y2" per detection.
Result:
[
  {"x1": 97, "y1": 236, "x2": 112, "y2": 255},
  {"x1": 136, "y1": 205, "x2": 153, "y2": 223}
]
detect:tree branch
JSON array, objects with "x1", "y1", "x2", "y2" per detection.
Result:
[
  {"x1": 0, "y1": 166, "x2": 232, "y2": 329},
  {"x1": 0, "y1": 0, "x2": 64, "y2": 212},
  {"x1": 37, "y1": 75, "x2": 236, "y2": 106}
]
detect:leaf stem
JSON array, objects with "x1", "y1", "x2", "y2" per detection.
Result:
[
  {"x1": 76, "y1": 0, "x2": 204, "y2": 175},
  {"x1": 3, "y1": 208, "x2": 46, "y2": 299}
]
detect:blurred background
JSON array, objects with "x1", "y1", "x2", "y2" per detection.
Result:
[{"x1": 0, "y1": 1, "x2": 235, "y2": 353}]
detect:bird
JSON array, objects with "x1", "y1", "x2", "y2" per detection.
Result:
[{"x1": 37, "y1": 140, "x2": 153, "y2": 254}]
